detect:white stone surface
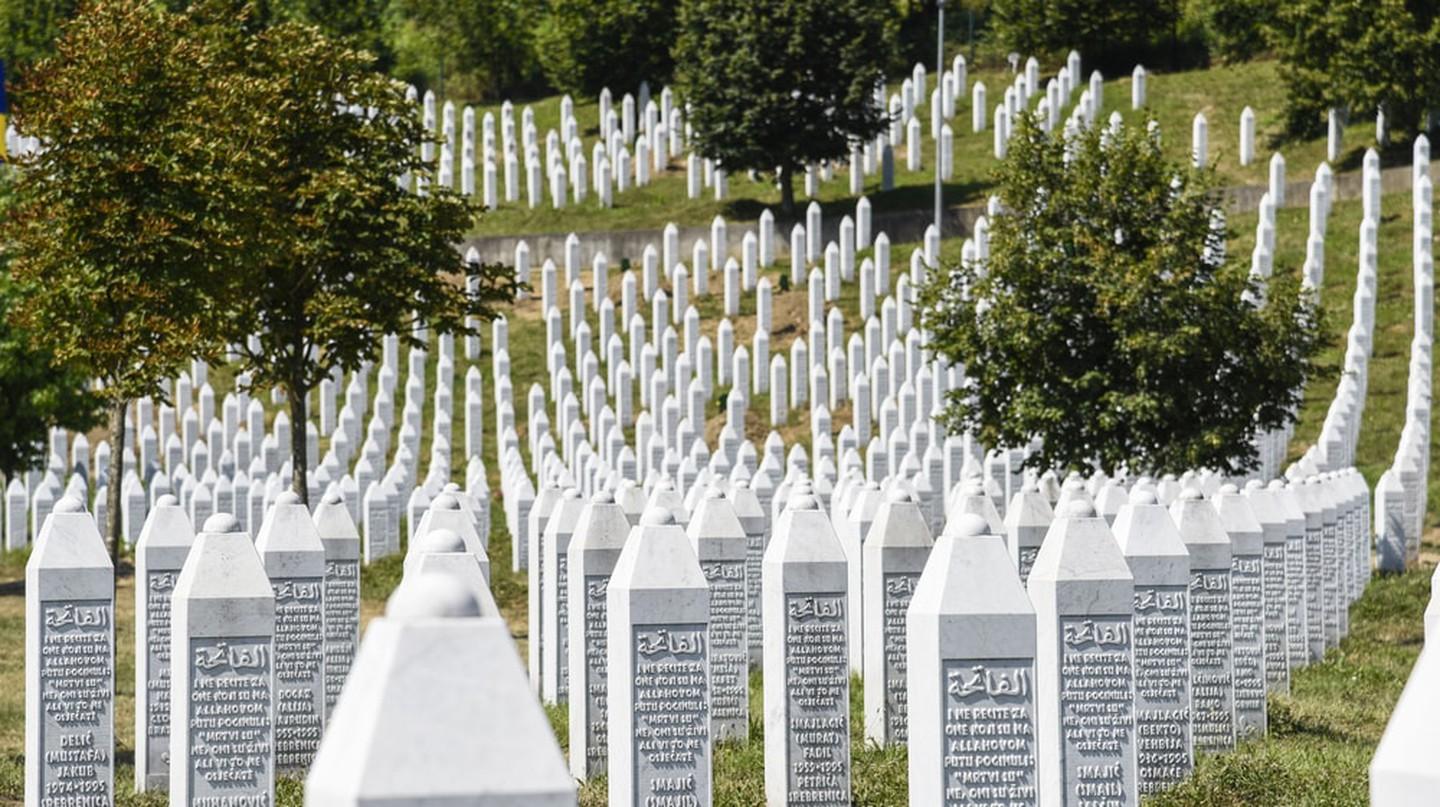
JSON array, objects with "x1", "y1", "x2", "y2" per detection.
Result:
[
  {"x1": 133, "y1": 495, "x2": 194, "y2": 791},
  {"x1": 862, "y1": 489, "x2": 933, "y2": 746}
]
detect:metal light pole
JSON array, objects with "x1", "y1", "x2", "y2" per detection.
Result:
[{"x1": 935, "y1": 0, "x2": 945, "y2": 240}]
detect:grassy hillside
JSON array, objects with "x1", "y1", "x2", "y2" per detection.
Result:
[
  {"x1": 464, "y1": 59, "x2": 1402, "y2": 237},
  {"x1": 0, "y1": 186, "x2": 1432, "y2": 804}
]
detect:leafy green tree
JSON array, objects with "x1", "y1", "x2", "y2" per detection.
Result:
[
  {"x1": 4, "y1": 0, "x2": 259, "y2": 557},
  {"x1": 0, "y1": 168, "x2": 102, "y2": 478},
  {"x1": 219, "y1": 19, "x2": 518, "y2": 503},
  {"x1": 1271, "y1": 0, "x2": 1440, "y2": 139},
  {"x1": 674, "y1": 0, "x2": 891, "y2": 215},
  {"x1": 0, "y1": 0, "x2": 79, "y2": 77},
  {"x1": 990, "y1": 0, "x2": 1179, "y2": 71},
  {"x1": 921, "y1": 114, "x2": 1326, "y2": 476},
  {"x1": 385, "y1": 0, "x2": 542, "y2": 100},
  {"x1": 1200, "y1": 0, "x2": 1277, "y2": 63},
  {"x1": 534, "y1": 0, "x2": 676, "y2": 98}
]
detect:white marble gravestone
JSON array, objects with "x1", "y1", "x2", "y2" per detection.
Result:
[
  {"x1": 726, "y1": 481, "x2": 767, "y2": 666},
  {"x1": 1244, "y1": 481, "x2": 1291, "y2": 695},
  {"x1": 26, "y1": 497, "x2": 115, "y2": 807},
  {"x1": 1171, "y1": 488, "x2": 1236, "y2": 753},
  {"x1": 607, "y1": 507, "x2": 712, "y2": 807},
  {"x1": 687, "y1": 489, "x2": 750, "y2": 741},
  {"x1": 1113, "y1": 489, "x2": 1193, "y2": 795},
  {"x1": 542, "y1": 488, "x2": 585, "y2": 704},
  {"x1": 1214, "y1": 485, "x2": 1267, "y2": 739},
  {"x1": 764, "y1": 494, "x2": 851, "y2": 807},
  {"x1": 907, "y1": 513, "x2": 1037, "y2": 806},
  {"x1": 1005, "y1": 480, "x2": 1053, "y2": 585},
  {"x1": 1029, "y1": 500, "x2": 1137, "y2": 806},
  {"x1": 170, "y1": 513, "x2": 275, "y2": 805},
  {"x1": 306, "y1": 572, "x2": 576, "y2": 806},
  {"x1": 134, "y1": 495, "x2": 195, "y2": 791},
  {"x1": 255, "y1": 490, "x2": 327, "y2": 773},
  {"x1": 313, "y1": 490, "x2": 360, "y2": 719},
  {"x1": 567, "y1": 490, "x2": 632, "y2": 781},
  {"x1": 862, "y1": 489, "x2": 933, "y2": 746},
  {"x1": 1370, "y1": 646, "x2": 1440, "y2": 806}
]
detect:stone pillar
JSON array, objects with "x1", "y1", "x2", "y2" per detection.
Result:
[
  {"x1": 726, "y1": 480, "x2": 767, "y2": 666},
  {"x1": 1005, "y1": 479, "x2": 1054, "y2": 585},
  {"x1": 687, "y1": 489, "x2": 750, "y2": 741},
  {"x1": 170, "y1": 513, "x2": 275, "y2": 805},
  {"x1": 567, "y1": 490, "x2": 632, "y2": 781},
  {"x1": 908, "y1": 513, "x2": 1037, "y2": 806},
  {"x1": 1171, "y1": 488, "x2": 1236, "y2": 754},
  {"x1": 26, "y1": 496, "x2": 114, "y2": 806},
  {"x1": 1113, "y1": 489, "x2": 1193, "y2": 795},
  {"x1": 1030, "y1": 500, "x2": 1138, "y2": 806},
  {"x1": 313, "y1": 490, "x2": 360, "y2": 720},
  {"x1": 306, "y1": 572, "x2": 576, "y2": 805},
  {"x1": 763, "y1": 494, "x2": 851, "y2": 806},
  {"x1": 542, "y1": 488, "x2": 585, "y2": 704},
  {"x1": 134, "y1": 494, "x2": 194, "y2": 791},
  {"x1": 255, "y1": 490, "x2": 328, "y2": 773},
  {"x1": 1243, "y1": 481, "x2": 1291, "y2": 695},
  {"x1": 862, "y1": 489, "x2": 933, "y2": 746},
  {"x1": 608, "y1": 507, "x2": 712, "y2": 807},
  {"x1": 1214, "y1": 484, "x2": 1267, "y2": 739}
]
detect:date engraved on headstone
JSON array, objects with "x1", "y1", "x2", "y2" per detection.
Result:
[
  {"x1": 40, "y1": 600, "x2": 114, "y2": 807},
  {"x1": 323, "y1": 559, "x2": 359, "y2": 713},
  {"x1": 187, "y1": 636, "x2": 272, "y2": 804},
  {"x1": 144, "y1": 573, "x2": 176, "y2": 779},
  {"x1": 273, "y1": 577, "x2": 324, "y2": 772},
  {"x1": 1231, "y1": 556, "x2": 1266, "y2": 738},
  {"x1": 940, "y1": 658, "x2": 1036, "y2": 806},
  {"x1": 1059, "y1": 616, "x2": 1134, "y2": 806},
  {"x1": 631, "y1": 624, "x2": 709, "y2": 805},
  {"x1": 703, "y1": 561, "x2": 747, "y2": 737},
  {"x1": 1189, "y1": 571, "x2": 1235, "y2": 751},
  {"x1": 785, "y1": 593, "x2": 849, "y2": 807},
  {"x1": 583, "y1": 575, "x2": 610, "y2": 771},
  {"x1": 883, "y1": 573, "x2": 919, "y2": 744},
  {"x1": 1132, "y1": 587, "x2": 1190, "y2": 794}
]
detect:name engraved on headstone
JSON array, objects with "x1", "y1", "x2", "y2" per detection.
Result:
[
  {"x1": 703, "y1": 560, "x2": 747, "y2": 735},
  {"x1": 1304, "y1": 526, "x2": 1323, "y2": 658},
  {"x1": 632, "y1": 624, "x2": 709, "y2": 806},
  {"x1": 40, "y1": 599, "x2": 113, "y2": 807},
  {"x1": 1059, "y1": 616, "x2": 1134, "y2": 807},
  {"x1": 1018, "y1": 549, "x2": 1039, "y2": 585},
  {"x1": 557, "y1": 553, "x2": 570, "y2": 703},
  {"x1": 1261, "y1": 543, "x2": 1289, "y2": 690},
  {"x1": 1230, "y1": 556, "x2": 1265, "y2": 738},
  {"x1": 785, "y1": 593, "x2": 849, "y2": 807},
  {"x1": 584, "y1": 575, "x2": 609, "y2": 770},
  {"x1": 1189, "y1": 571, "x2": 1234, "y2": 751},
  {"x1": 145, "y1": 573, "x2": 177, "y2": 779},
  {"x1": 1131, "y1": 586, "x2": 1190, "y2": 794},
  {"x1": 273, "y1": 577, "x2": 324, "y2": 772},
  {"x1": 884, "y1": 573, "x2": 920, "y2": 744},
  {"x1": 323, "y1": 559, "x2": 359, "y2": 713},
  {"x1": 940, "y1": 658, "x2": 1037, "y2": 807},
  {"x1": 187, "y1": 636, "x2": 272, "y2": 805}
]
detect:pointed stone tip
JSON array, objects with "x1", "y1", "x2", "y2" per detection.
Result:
[
  {"x1": 886, "y1": 488, "x2": 912, "y2": 504},
  {"x1": 433, "y1": 493, "x2": 460, "y2": 510},
  {"x1": 790, "y1": 494, "x2": 819, "y2": 511},
  {"x1": 950, "y1": 512, "x2": 989, "y2": 538},
  {"x1": 322, "y1": 490, "x2": 343, "y2": 506},
  {"x1": 54, "y1": 495, "x2": 85, "y2": 514},
  {"x1": 1128, "y1": 489, "x2": 1158, "y2": 506},
  {"x1": 1178, "y1": 487, "x2": 1204, "y2": 502},
  {"x1": 1064, "y1": 500, "x2": 1097, "y2": 518},
  {"x1": 386, "y1": 572, "x2": 481, "y2": 619},
  {"x1": 641, "y1": 506, "x2": 675, "y2": 526},
  {"x1": 705, "y1": 488, "x2": 725, "y2": 500},
  {"x1": 419, "y1": 527, "x2": 465, "y2": 554},
  {"x1": 732, "y1": 480, "x2": 750, "y2": 490},
  {"x1": 276, "y1": 490, "x2": 301, "y2": 506},
  {"x1": 592, "y1": 490, "x2": 615, "y2": 504},
  {"x1": 157, "y1": 494, "x2": 179, "y2": 507},
  {"x1": 203, "y1": 513, "x2": 241, "y2": 533},
  {"x1": 562, "y1": 487, "x2": 582, "y2": 500}
]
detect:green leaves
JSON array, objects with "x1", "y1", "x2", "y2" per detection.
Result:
[{"x1": 921, "y1": 113, "x2": 1327, "y2": 476}]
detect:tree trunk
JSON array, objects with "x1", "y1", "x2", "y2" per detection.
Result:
[
  {"x1": 289, "y1": 383, "x2": 309, "y2": 506},
  {"x1": 779, "y1": 163, "x2": 796, "y2": 217},
  {"x1": 106, "y1": 399, "x2": 127, "y2": 570}
]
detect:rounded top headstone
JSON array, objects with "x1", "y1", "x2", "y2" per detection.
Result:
[
  {"x1": 794, "y1": 480, "x2": 814, "y2": 495},
  {"x1": 657, "y1": 478, "x2": 676, "y2": 492},
  {"x1": 1065, "y1": 499, "x2": 1097, "y2": 518},
  {"x1": 886, "y1": 488, "x2": 913, "y2": 503},
  {"x1": 54, "y1": 495, "x2": 85, "y2": 514},
  {"x1": 789, "y1": 494, "x2": 819, "y2": 511},
  {"x1": 1244, "y1": 479, "x2": 1263, "y2": 491},
  {"x1": 1219, "y1": 483, "x2": 1240, "y2": 495},
  {"x1": 418, "y1": 527, "x2": 466, "y2": 554},
  {"x1": 203, "y1": 513, "x2": 242, "y2": 533},
  {"x1": 705, "y1": 488, "x2": 725, "y2": 500},
  {"x1": 385, "y1": 572, "x2": 482, "y2": 619},
  {"x1": 1266, "y1": 479, "x2": 1286, "y2": 491},
  {"x1": 1178, "y1": 487, "x2": 1204, "y2": 502},
  {"x1": 641, "y1": 506, "x2": 676, "y2": 526},
  {"x1": 443, "y1": 482, "x2": 461, "y2": 492},
  {"x1": 1128, "y1": 489, "x2": 1158, "y2": 506},
  {"x1": 156, "y1": 494, "x2": 179, "y2": 507},
  {"x1": 562, "y1": 487, "x2": 582, "y2": 500},
  {"x1": 592, "y1": 490, "x2": 615, "y2": 504},
  {"x1": 276, "y1": 490, "x2": 301, "y2": 505},
  {"x1": 951, "y1": 512, "x2": 990, "y2": 538},
  {"x1": 322, "y1": 490, "x2": 343, "y2": 506},
  {"x1": 432, "y1": 493, "x2": 461, "y2": 510},
  {"x1": 733, "y1": 480, "x2": 750, "y2": 490},
  {"x1": 866, "y1": 480, "x2": 881, "y2": 491}
]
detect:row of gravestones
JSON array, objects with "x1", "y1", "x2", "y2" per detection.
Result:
[{"x1": 25, "y1": 463, "x2": 505, "y2": 804}]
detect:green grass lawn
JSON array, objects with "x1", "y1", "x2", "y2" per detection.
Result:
[
  {"x1": 0, "y1": 187, "x2": 1433, "y2": 804},
  {"x1": 462, "y1": 58, "x2": 1399, "y2": 237}
]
